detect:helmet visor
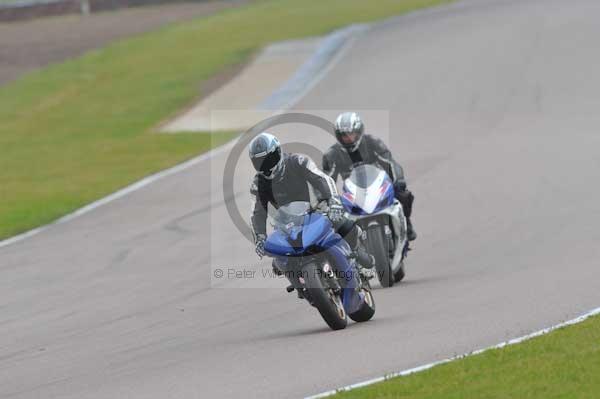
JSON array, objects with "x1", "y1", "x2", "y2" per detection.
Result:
[
  {"x1": 338, "y1": 131, "x2": 360, "y2": 145},
  {"x1": 251, "y1": 149, "x2": 281, "y2": 177}
]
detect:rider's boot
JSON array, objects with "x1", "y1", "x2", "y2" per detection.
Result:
[
  {"x1": 396, "y1": 189, "x2": 417, "y2": 242},
  {"x1": 334, "y1": 218, "x2": 375, "y2": 279},
  {"x1": 357, "y1": 264, "x2": 376, "y2": 280},
  {"x1": 406, "y1": 217, "x2": 417, "y2": 241},
  {"x1": 355, "y1": 247, "x2": 375, "y2": 269}
]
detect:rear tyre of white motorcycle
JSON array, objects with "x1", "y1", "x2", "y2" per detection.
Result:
[{"x1": 303, "y1": 262, "x2": 348, "y2": 331}]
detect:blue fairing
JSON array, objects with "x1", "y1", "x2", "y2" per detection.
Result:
[
  {"x1": 265, "y1": 229, "x2": 299, "y2": 257},
  {"x1": 342, "y1": 179, "x2": 395, "y2": 215},
  {"x1": 302, "y1": 213, "x2": 333, "y2": 247},
  {"x1": 264, "y1": 212, "x2": 362, "y2": 314},
  {"x1": 341, "y1": 193, "x2": 361, "y2": 215},
  {"x1": 376, "y1": 182, "x2": 395, "y2": 211},
  {"x1": 264, "y1": 213, "x2": 335, "y2": 257}
]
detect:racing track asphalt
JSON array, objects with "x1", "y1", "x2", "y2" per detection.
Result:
[{"x1": 1, "y1": 0, "x2": 600, "y2": 397}]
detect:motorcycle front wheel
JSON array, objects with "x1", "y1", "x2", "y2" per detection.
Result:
[
  {"x1": 303, "y1": 262, "x2": 347, "y2": 331},
  {"x1": 366, "y1": 226, "x2": 394, "y2": 287}
]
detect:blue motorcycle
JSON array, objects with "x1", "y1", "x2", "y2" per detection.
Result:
[{"x1": 264, "y1": 201, "x2": 375, "y2": 330}]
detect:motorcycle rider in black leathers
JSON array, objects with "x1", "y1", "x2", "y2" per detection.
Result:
[
  {"x1": 248, "y1": 132, "x2": 374, "y2": 273},
  {"x1": 322, "y1": 112, "x2": 417, "y2": 241}
]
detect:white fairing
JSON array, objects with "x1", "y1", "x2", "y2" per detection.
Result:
[
  {"x1": 344, "y1": 165, "x2": 408, "y2": 276},
  {"x1": 344, "y1": 170, "x2": 387, "y2": 214}
]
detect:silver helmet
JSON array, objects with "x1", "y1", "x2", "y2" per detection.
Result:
[
  {"x1": 248, "y1": 132, "x2": 284, "y2": 180},
  {"x1": 334, "y1": 112, "x2": 364, "y2": 152}
]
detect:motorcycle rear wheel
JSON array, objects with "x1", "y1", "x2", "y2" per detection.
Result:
[{"x1": 348, "y1": 278, "x2": 376, "y2": 322}]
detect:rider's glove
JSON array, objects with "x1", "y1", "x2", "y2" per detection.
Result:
[
  {"x1": 255, "y1": 234, "x2": 266, "y2": 259},
  {"x1": 316, "y1": 200, "x2": 329, "y2": 214},
  {"x1": 327, "y1": 198, "x2": 345, "y2": 224}
]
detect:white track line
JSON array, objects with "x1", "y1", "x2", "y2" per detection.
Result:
[
  {"x1": 0, "y1": 25, "x2": 367, "y2": 250},
  {"x1": 305, "y1": 306, "x2": 600, "y2": 398},
  {"x1": 260, "y1": 24, "x2": 370, "y2": 111}
]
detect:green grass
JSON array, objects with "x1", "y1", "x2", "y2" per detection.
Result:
[
  {"x1": 0, "y1": 0, "x2": 450, "y2": 239},
  {"x1": 333, "y1": 314, "x2": 600, "y2": 399}
]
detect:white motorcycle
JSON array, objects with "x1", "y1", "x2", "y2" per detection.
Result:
[{"x1": 341, "y1": 164, "x2": 409, "y2": 287}]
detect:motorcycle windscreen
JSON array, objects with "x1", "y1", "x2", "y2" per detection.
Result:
[
  {"x1": 265, "y1": 201, "x2": 310, "y2": 256},
  {"x1": 269, "y1": 201, "x2": 310, "y2": 232},
  {"x1": 344, "y1": 165, "x2": 391, "y2": 214}
]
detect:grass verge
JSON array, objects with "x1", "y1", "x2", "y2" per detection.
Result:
[
  {"x1": 0, "y1": 0, "x2": 450, "y2": 239},
  {"x1": 332, "y1": 314, "x2": 600, "y2": 399}
]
